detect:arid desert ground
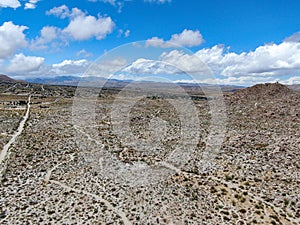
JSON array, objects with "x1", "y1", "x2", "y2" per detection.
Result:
[{"x1": 0, "y1": 80, "x2": 299, "y2": 225}]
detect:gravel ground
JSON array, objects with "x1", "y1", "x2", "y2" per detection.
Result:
[{"x1": 0, "y1": 83, "x2": 299, "y2": 224}]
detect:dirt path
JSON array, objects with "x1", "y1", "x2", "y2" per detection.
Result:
[
  {"x1": 3, "y1": 83, "x2": 17, "y2": 93},
  {"x1": 43, "y1": 126, "x2": 132, "y2": 225},
  {"x1": 49, "y1": 180, "x2": 132, "y2": 225},
  {"x1": 44, "y1": 154, "x2": 75, "y2": 182},
  {"x1": 0, "y1": 95, "x2": 31, "y2": 178},
  {"x1": 41, "y1": 97, "x2": 61, "y2": 105},
  {"x1": 174, "y1": 168, "x2": 299, "y2": 225}
]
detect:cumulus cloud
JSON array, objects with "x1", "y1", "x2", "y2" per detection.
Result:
[
  {"x1": 76, "y1": 49, "x2": 93, "y2": 58},
  {"x1": 24, "y1": 0, "x2": 40, "y2": 10},
  {"x1": 88, "y1": 58, "x2": 127, "y2": 76},
  {"x1": 146, "y1": 29, "x2": 204, "y2": 48},
  {"x1": 46, "y1": 5, "x2": 70, "y2": 19},
  {"x1": 63, "y1": 14, "x2": 114, "y2": 40},
  {"x1": 122, "y1": 58, "x2": 180, "y2": 75},
  {"x1": 47, "y1": 5, "x2": 115, "y2": 41},
  {"x1": 281, "y1": 76, "x2": 300, "y2": 85},
  {"x1": 146, "y1": 37, "x2": 166, "y2": 47},
  {"x1": 153, "y1": 42, "x2": 300, "y2": 78},
  {"x1": 169, "y1": 29, "x2": 204, "y2": 47},
  {"x1": 0, "y1": 0, "x2": 21, "y2": 9},
  {"x1": 53, "y1": 59, "x2": 89, "y2": 68},
  {"x1": 39, "y1": 26, "x2": 59, "y2": 43},
  {"x1": 0, "y1": 21, "x2": 28, "y2": 59},
  {"x1": 119, "y1": 41, "x2": 300, "y2": 85},
  {"x1": 31, "y1": 26, "x2": 60, "y2": 49},
  {"x1": 7, "y1": 58, "x2": 91, "y2": 77},
  {"x1": 202, "y1": 42, "x2": 300, "y2": 77},
  {"x1": 51, "y1": 59, "x2": 89, "y2": 75},
  {"x1": 6, "y1": 53, "x2": 44, "y2": 73},
  {"x1": 160, "y1": 50, "x2": 210, "y2": 74},
  {"x1": 46, "y1": 5, "x2": 87, "y2": 19}
]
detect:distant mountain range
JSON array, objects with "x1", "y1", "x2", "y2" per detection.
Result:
[
  {"x1": 25, "y1": 75, "x2": 245, "y2": 90},
  {"x1": 26, "y1": 76, "x2": 81, "y2": 86},
  {"x1": 26, "y1": 76, "x2": 132, "y2": 88},
  {"x1": 1, "y1": 74, "x2": 299, "y2": 92}
]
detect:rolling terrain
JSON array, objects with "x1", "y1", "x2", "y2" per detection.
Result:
[{"x1": 0, "y1": 76, "x2": 299, "y2": 224}]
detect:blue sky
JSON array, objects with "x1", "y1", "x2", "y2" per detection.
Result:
[{"x1": 1, "y1": 0, "x2": 300, "y2": 85}]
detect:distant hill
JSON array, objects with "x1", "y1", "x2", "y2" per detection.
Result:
[
  {"x1": 0, "y1": 74, "x2": 16, "y2": 83},
  {"x1": 0, "y1": 74, "x2": 26, "y2": 84},
  {"x1": 288, "y1": 84, "x2": 300, "y2": 92},
  {"x1": 232, "y1": 82, "x2": 297, "y2": 101}
]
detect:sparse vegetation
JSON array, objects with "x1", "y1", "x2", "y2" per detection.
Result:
[{"x1": 0, "y1": 81, "x2": 299, "y2": 224}]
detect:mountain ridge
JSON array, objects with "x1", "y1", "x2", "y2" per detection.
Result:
[{"x1": 0, "y1": 74, "x2": 17, "y2": 83}]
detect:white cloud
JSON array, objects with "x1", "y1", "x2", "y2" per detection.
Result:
[
  {"x1": 173, "y1": 76, "x2": 281, "y2": 86},
  {"x1": 24, "y1": 0, "x2": 40, "y2": 10},
  {"x1": 7, "y1": 58, "x2": 91, "y2": 77},
  {"x1": 174, "y1": 75, "x2": 300, "y2": 86},
  {"x1": 209, "y1": 42, "x2": 300, "y2": 77},
  {"x1": 118, "y1": 29, "x2": 130, "y2": 37},
  {"x1": 51, "y1": 59, "x2": 89, "y2": 75},
  {"x1": 146, "y1": 29, "x2": 204, "y2": 48},
  {"x1": 46, "y1": 5, "x2": 85, "y2": 19},
  {"x1": 7, "y1": 53, "x2": 44, "y2": 73},
  {"x1": 0, "y1": 0, "x2": 21, "y2": 9},
  {"x1": 194, "y1": 45, "x2": 231, "y2": 74},
  {"x1": 156, "y1": 42, "x2": 300, "y2": 78},
  {"x1": 53, "y1": 59, "x2": 89, "y2": 67},
  {"x1": 89, "y1": 0, "x2": 123, "y2": 13},
  {"x1": 39, "y1": 26, "x2": 59, "y2": 43},
  {"x1": 0, "y1": 21, "x2": 28, "y2": 59},
  {"x1": 281, "y1": 76, "x2": 300, "y2": 85},
  {"x1": 31, "y1": 26, "x2": 60, "y2": 50},
  {"x1": 124, "y1": 29, "x2": 130, "y2": 37},
  {"x1": 46, "y1": 5, "x2": 70, "y2": 19},
  {"x1": 122, "y1": 58, "x2": 180, "y2": 75},
  {"x1": 146, "y1": 37, "x2": 166, "y2": 47},
  {"x1": 76, "y1": 49, "x2": 93, "y2": 58},
  {"x1": 69, "y1": 7, "x2": 86, "y2": 18},
  {"x1": 88, "y1": 58, "x2": 127, "y2": 76},
  {"x1": 169, "y1": 29, "x2": 204, "y2": 47},
  {"x1": 119, "y1": 41, "x2": 300, "y2": 85},
  {"x1": 144, "y1": 0, "x2": 171, "y2": 4},
  {"x1": 63, "y1": 14, "x2": 114, "y2": 40},
  {"x1": 160, "y1": 50, "x2": 210, "y2": 74},
  {"x1": 47, "y1": 5, "x2": 115, "y2": 41}
]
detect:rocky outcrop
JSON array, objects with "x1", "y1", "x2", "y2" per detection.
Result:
[{"x1": 233, "y1": 82, "x2": 296, "y2": 100}]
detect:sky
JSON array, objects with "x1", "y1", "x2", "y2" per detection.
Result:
[{"x1": 1, "y1": 0, "x2": 300, "y2": 86}]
